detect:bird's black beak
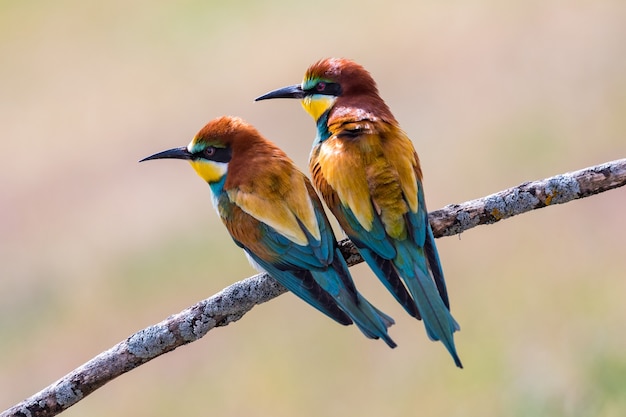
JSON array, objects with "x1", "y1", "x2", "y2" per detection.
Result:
[
  {"x1": 139, "y1": 146, "x2": 193, "y2": 162},
  {"x1": 255, "y1": 84, "x2": 305, "y2": 101}
]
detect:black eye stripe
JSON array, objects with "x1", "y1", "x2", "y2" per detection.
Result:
[
  {"x1": 306, "y1": 81, "x2": 342, "y2": 96},
  {"x1": 195, "y1": 146, "x2": 232, "y2": 163}
]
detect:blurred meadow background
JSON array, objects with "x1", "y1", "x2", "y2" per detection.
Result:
[{"x1": 1, "y1": 1, "x2": 625, "y2": 416}]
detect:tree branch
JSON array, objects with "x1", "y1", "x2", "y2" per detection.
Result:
[{"x1": 2, "y1": 158, "x2": 625, "y2": 417}]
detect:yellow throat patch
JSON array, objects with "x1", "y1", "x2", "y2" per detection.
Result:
[
  {"x1": 188, "y1": 159, "x2": 228, "y2": 183},
  {"x1": 301, "y1": 95, "x2": 337, "y2": 121}
]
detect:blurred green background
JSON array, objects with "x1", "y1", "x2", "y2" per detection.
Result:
[{"x1": 1, "y1": 1, "x2": 625, "y2": 416}]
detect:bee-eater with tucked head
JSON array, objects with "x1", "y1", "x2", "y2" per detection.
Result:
[
  {"x1": 256, "y1": 58, "x2": 462, "y2": 367},
  {"x1": 140, "y1": 116, "x2": 396, "y2": 347}
]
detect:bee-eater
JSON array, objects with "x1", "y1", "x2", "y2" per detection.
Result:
[
  {"x1": 140, "y1": 116, "x2": 396, "y2": 347},
  {"x1": 256, "y1": 58, "x2": 462, "y2": 367}
]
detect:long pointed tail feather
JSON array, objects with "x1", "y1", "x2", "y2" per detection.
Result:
[
  {"x1": 352, "y1": 293, "x2": 397, "y2": 348},
  {"x1": 250, "y1": 255, "x2": 353, "y2": 326},
  {"x1": 311, "y1": 252, "x2": 397, "y2": 348},
  {"x1": 410, "y1": 267, "x2": 462, "y2": 367},
  {"x1": 359, "y1": 248, "x2": 420, "y2": 318},
  {"x1": 394, "y1": 241, "x2": 462, "y2": 367},
  {"x1": 423, "y1": 225, "x2": 450, "y2": 309}
]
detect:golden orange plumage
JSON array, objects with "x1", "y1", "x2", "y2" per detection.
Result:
[
  {"x1": 140, "y1": 115, "x2": 397, "y2": 347},
  {"x1": 315, "y1": 119, "x2": 421, "y2": 240},
  {"x1": 256, "y1": 58, "x2": 463, "y2": 367},
  {"x1": 190, "y1": 117, "x2": 321, "y2": 247}
]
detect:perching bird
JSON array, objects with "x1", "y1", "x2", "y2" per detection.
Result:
[
  {"x1": 140, "y1": 116, "x2": 396, "y2": 347},
  {"x1": 256, "y1": 58, "x2": 462, "y2": 367}
]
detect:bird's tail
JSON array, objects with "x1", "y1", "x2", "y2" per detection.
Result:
[
  {"x1": 350, "y1": 293, "x2": 397, "y2": 348},
  {"x1": 250, "y1": 255, "x2": 353, "y2": 326},
  {"x1": 395, "y1": 241, "x2": 463, "y2": 367},
  {"x1": 311, "y1": 250, "x2": 397, "y2": 348},
  {"x1": 359, "y1": 248, "x2": 420, "y2": 318}
]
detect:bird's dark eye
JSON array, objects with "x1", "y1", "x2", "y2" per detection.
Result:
[
  {"x1": 200, "y1": 145, "x2": 232, "y2": 163},
  {"x1": 307, "y1": 81, "x2": 341, "y2": 97}
]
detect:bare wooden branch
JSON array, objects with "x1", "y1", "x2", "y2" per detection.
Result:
[
  {"x1": 2, "y1": 158, "x2": 625, "y2": 417},
  {"x1": 427, "y1": 158, "x2": 626, "y2": 238}
]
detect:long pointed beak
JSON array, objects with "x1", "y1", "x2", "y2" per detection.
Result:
[
  {"x1": 255, "y1": 84, "x2": 305, "y2": 101},
  {"x1": 139, "y1": 146, "x2": 193, "y2": 162}
]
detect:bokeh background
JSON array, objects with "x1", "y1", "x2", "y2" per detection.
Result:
[{"x1": 1, "y1": 1, "x2": 625, "y2": 416}]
